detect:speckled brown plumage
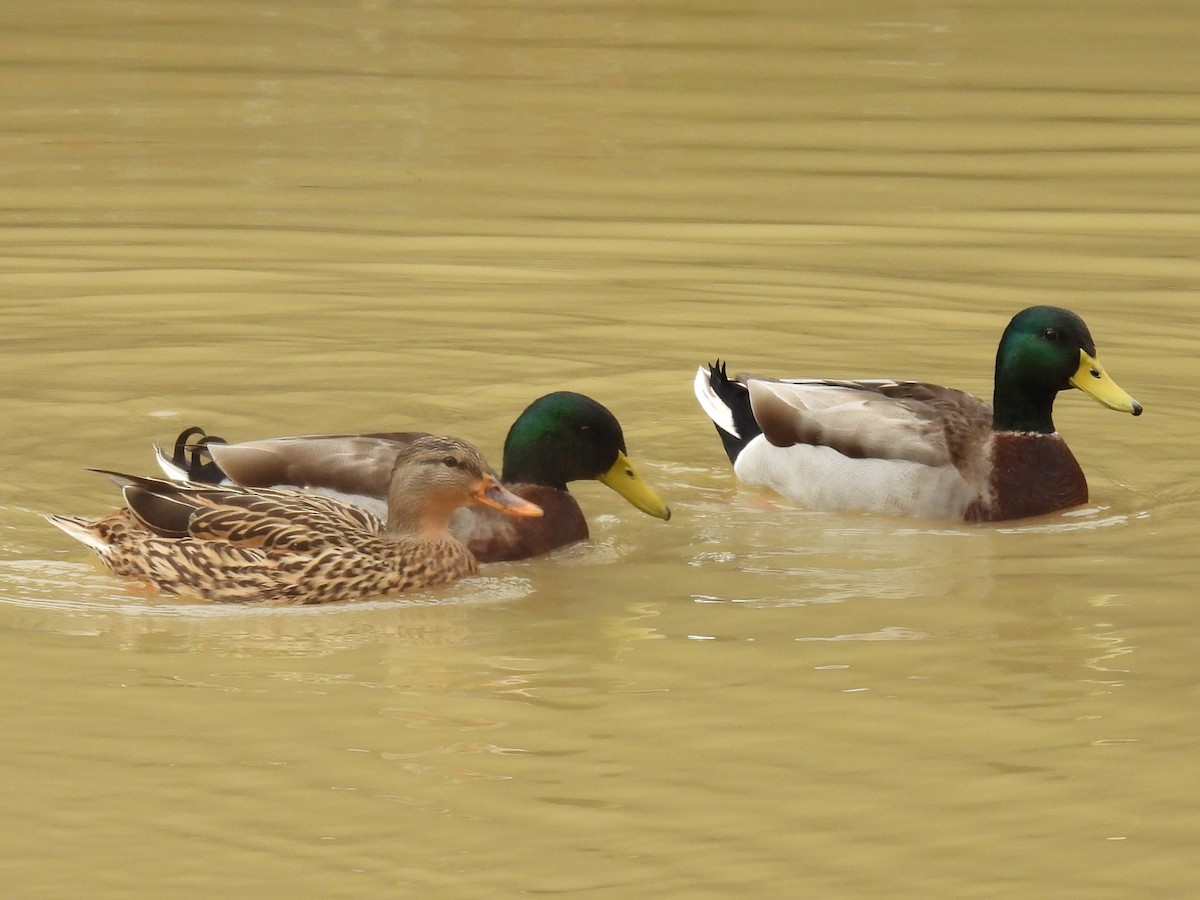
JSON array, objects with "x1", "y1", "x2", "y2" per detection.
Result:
[
  {"x1": 55, "y1": 502, "x2": 478, "y2": 604},
  {"x1": 49, "y1": 436, "x2": 542, "y2": 604}
]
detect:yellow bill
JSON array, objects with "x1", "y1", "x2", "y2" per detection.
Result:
[
  {"x1": 1070, "y1": 350, "x2": 1143, "y2": 416},
  {"x1": 597, "y1": 451, "x2": 672, "y2": 520}
]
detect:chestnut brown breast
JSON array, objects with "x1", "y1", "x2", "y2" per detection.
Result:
[
  {"x1": 459, "y1": 484, "x2": 589, "y2": 563},
  {"x1": 965, "y1": 432, "x2": 1087, "y2": 522}
]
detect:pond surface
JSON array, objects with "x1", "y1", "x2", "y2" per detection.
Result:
[{"x1": 2, "y1": 1, "x2": 1198, "y2": 896}]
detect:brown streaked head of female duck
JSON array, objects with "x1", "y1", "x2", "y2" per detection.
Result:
[{"x1": 383, "y1": 435, "x2": 543, "y2": 537}]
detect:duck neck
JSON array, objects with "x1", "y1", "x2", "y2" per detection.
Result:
[
  {"x1": 500, "y1": 430, "x2": 575, "y2": 489},
  {"x1": 992, "y1": 366, "x2": 1058, "y2": 434},
  {"x1": 992, "y1": 387, "x2": 1057, "y2": 434},
  {"x1": 501, "y1": 455, "x2": 566, "y2": 490},
  {"x1": 385, "y1": 483, "x2": 459, "y2": 538}
]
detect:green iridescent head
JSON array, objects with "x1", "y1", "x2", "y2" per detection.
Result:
[
  {"x1": 501, "y1": 392, "x2": 670, "y2": 520},
  {"x1": 992, "y1": 306, "x2": 1141, "y2": 433}
]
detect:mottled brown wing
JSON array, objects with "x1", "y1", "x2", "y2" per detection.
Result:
[
  {"x1": 184, "y1": 508, "x2": 326, "y2": 553},
  {"x1": 869, "y1": 381, "x2": 993, "y2": 473},
  {"x1": 182, "y1": 486, "x2": 382, "y2": 547},
  {"x1": 113, "y1": 472, "x2": 382, "y2": 546}
]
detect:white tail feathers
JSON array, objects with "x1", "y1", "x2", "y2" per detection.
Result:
[
  {"x1": 153, "y1": 444, "x2": 190, "y2": 481},
  {"x1": 692, "y1": 366, "x2": 740, "y2": 438}
]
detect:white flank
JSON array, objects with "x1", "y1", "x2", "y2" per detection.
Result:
[{"x1": 733, "y1": 436, "x2": 976, "y2": 518}]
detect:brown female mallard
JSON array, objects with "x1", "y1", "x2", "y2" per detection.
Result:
[
  {"x1": 48, "y1": 435, "x2": 543, "y2": 603},
  {"x1": 694, "y1": 306, "x2": 1143, "y2": 521},
  {"x1": 154, "y1": 392, "x2": 670, "y2": 562}
]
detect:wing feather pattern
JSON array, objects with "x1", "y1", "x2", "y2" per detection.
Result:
[{"x1": 744, "y1": 377, "x2": 992, "y2": 472}]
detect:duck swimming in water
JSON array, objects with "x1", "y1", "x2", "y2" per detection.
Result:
[
  {"x1": 156, "y1": 391, "x2": 670, "y2": 561},
  {"x1": 694, "y1": 306, "x2": 1142, "y2": 521},
  {"x1": 48, "y1": 435, "x2": 543, "y2": 603}
]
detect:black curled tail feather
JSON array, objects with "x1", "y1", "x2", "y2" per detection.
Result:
[
  {"x1": 171, "y1": 426, "x2": 228, "y2": 484},
  {"x1": 707, "y1": 361, "x2": 762, "y2": 464}
]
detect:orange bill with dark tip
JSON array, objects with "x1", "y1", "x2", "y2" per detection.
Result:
[{"x1": 474, "y1": 474, "x2": 544, "y2": 517}]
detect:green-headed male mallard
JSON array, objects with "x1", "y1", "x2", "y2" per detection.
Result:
[
  {"x1": 48, "y1": 436, "x2": 543, "y2": 603},
  {"x1": 155, "y1": 391, "x2": 671, "y2": 562},
  {"x1": 693, "y1": 306, "x2": 1142, "y2": 521}
]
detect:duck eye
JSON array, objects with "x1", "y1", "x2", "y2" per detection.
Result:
[
  {"x1": 442, "y1": 455, "x2": 459, "y2": 468},
  {"x1": 1043, "y1": 327, "x2": 1060, "y2": 342}
]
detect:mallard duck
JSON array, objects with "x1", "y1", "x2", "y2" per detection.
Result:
[
  {"x1": 693, "y1": 306, "x2": 1142, "y2": 521},
  {"x1": 153, "y1": 391, "x2": 671, "y2": 562},
  {"x1": 48, "y1": 435, "x2": 544, "y2": 603}
]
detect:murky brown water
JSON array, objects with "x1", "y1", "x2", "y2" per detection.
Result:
[{"x1": 3, "y1": 1, "x2": 1199, "y2": 896}]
